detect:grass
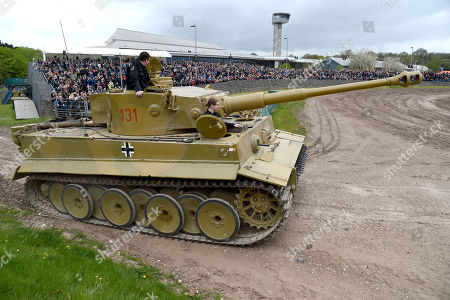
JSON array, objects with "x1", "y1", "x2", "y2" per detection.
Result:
[
  {"x1": 230, "y1": 89, "x2": 307, "y2": 135},
  {"x1": 0, "y1": 103, "x2": 50, "y2": 127},
  {"x1": 271, "y1": 101, "x2": 306, "y2": 135},
  {"x1": 0, "y1": 207, "x2": 201, "y2": 299}
]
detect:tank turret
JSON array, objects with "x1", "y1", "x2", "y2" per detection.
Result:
[
  {"x1": 9, "y1": 57, "x2": 422, "y2": 245},
  {"x1": 89, "y1": 67, "x2": 421, "y2": 137}
]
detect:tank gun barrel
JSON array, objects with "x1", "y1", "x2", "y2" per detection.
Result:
[{"x1": 222, "y1": 71, "x2": 422, "y2": 114}]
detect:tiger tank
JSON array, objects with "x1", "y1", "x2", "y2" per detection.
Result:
[{"x1": 10, "y1": 57, "x2": 422, "y2": 245}]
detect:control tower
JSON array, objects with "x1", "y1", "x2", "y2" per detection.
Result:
[{"x1": 272, "y1": 12, "x2": 290, "y2": 57}]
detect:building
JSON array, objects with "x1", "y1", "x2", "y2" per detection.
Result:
[
  {"x1": 45, "y1": 28, "x2": 320, "y2": 68},
  {"x1": 99, "y1": 28, "x2": 273, "y2": 65},
  {"x1": 321, "y1": 57, "x2": 350, "y2": 69}
]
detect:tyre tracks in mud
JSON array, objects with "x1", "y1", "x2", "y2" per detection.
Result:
[
  {"x1": 306, "y1": 98, "x2": 342, "y2": 159},
  {"x1": 331, "y1": 89, "x2": 450, "y2": 149}
]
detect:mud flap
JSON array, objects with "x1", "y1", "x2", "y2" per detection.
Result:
[{"x1": 11, "y1": 166, "x2": 28, "y2": 181}]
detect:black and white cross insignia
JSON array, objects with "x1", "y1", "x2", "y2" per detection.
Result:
[{"x1": 121, "y1": 142, "x2": 134, "y2": 158}]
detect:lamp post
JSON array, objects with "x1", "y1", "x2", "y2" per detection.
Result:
[
  {"x1": 410, "y1": 46, "x2": 413, "y2": 67},
  {"x1": 190, "y1": 24, "x2": 197, "y2": 61},
  {"x1": 284, "y1": 37, "x2": 288, "y2": 72}
]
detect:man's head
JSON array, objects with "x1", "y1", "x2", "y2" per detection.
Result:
[
  {"x1": 206, "y1": 98, "x2": 220, "y2": 112},
  {"x1": 139, "y1": 51, "x2": 150, "y2": 67}
]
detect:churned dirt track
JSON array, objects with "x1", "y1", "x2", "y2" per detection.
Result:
[{"x1": 0, "y1": 88, "x2": 449, "y2": 299}]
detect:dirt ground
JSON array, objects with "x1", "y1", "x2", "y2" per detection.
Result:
[{"x1": 0, "y1": 88, "x2": 449, "y2": 299}]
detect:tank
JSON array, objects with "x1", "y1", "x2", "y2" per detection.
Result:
[{"x1": 10, "y1": 57, "x2": 422, "y2": 245}]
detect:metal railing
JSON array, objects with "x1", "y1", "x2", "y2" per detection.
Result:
[{"x1": 54, "y1": 99, "x2": 91, "y2": 120}]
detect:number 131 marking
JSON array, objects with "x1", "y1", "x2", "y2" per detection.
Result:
[{"x1": 120, "y1": 108, "x2": 138, "y2": 122}]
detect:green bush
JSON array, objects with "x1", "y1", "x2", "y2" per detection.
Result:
[
  {"x1": 280, "y1": 63, "x2": 291, "y2": 69},
  {"x1": 0, "y1": 46, "x2": 42, "y2": 85}
]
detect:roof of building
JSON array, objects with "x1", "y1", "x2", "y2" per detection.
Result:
[
  {"x1": 327, "y1": 57, "x2": 350, "y2": 67},
  {"x1": 104, "y1": 28, "x2": 234, "y2": 57},
  {"x1": 62, "y1": 47, "x2": 171, "y2": 57}
]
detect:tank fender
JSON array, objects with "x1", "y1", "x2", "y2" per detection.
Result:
[{"x1": 11, "y1": 166, "x2": 28, "y2": 181}]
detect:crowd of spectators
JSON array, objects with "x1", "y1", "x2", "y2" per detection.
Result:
[
  {"x1": 421, "y1": 71, "x2": 450, "y2": 81},
  {"x1": 38, "y1": 56, "x2": 450, "y2": 115},
  {"x1": 39, "y1": 57, "x2": 125, "y2": 119},
  {"x1": 41, "y1": 57, "x2": 123, "y2": 99},
  {"x1": 160, "y1": 61, "x2": 407, "y2": 85}
]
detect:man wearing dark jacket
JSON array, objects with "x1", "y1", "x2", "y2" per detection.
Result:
[{"x1": 127, "y1": 51, "x2": 152, "y2": 97}]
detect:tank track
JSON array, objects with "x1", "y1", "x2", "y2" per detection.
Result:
[{"x1": 25, "y1": 174, "x2": 293, "y2": 246}]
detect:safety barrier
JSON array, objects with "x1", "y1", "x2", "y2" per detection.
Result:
[{"x1": 54, "y1": 100, "x2": 91, "y2": 120}]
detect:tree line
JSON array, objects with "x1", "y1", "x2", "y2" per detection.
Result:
[
  {"x1": 303, "y1": 48, "x2": 450, "y2": 72},
  {"x1": 0, "y1": 42, "x2": 42, "y2": 86}
]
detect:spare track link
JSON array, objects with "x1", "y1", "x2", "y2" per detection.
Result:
[
  {"x1": 295, "y1": 145, "x2": 308, "y2": 177},
  {"x1": 25, "y1": 174, "x2": 293, "y2": 246}
]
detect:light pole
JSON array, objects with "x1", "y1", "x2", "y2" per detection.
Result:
[
  {"x1": 284, "y1": 37, "x2": 288, "y2": 72},
  {"x1": 190, "y1": 24, "x2": 197, "y2": 61},
  {"x1": 410, "y1": 46, "x2": 413, "y2": 66}
]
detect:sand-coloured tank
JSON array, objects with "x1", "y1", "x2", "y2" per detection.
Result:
[{"x1": 10, "y1": 57, "x2": 422, "y2": 244}]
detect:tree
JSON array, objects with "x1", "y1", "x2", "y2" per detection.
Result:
[
  {"x1": 338, "y1": 49, "x2": 352, "y2": 59},
  {"x1": 0, "y1": 45, "x2": 42, "y2": 84},
  {"x1": 440, "y1": 59, "x2": 450, "y2": 71},
  {"x1": 302, "y1": 54, "x2": 320, "y2": 59},
  {"x1": 349, "y1": 50, "x2": 377, "y2": 71},
  {"x1": 413, "y1": 48, "x2": 428, "y2": 65},
  {"x1": 428, "y1": 56, "x2": 441, "y2": 72},
  {"x1": 383, "y1": 57, "x2": 405, "y2": 72},
  {"x1": 280, "y1": 62, "x2": 291, "y2": 69},
  {"x1": 398, "y1": 52, "x2": 410, "y2": 65}
]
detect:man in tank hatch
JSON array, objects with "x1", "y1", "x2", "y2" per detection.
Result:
[
  {"x1": 204, "y1": 98, "x2": 242, "y2": 129},
  {"x1": 126, "y1": 51, "x2": 153, "y2": 97}
]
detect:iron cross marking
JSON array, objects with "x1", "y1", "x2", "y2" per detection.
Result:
[{"x1": 121, "y1": 142, "x2": 134, "y2": 158}]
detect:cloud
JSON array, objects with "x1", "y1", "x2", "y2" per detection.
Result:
[{"x1": 0, "y1": 0, "x2": 448, "y2": 56}]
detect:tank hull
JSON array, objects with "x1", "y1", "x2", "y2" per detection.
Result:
[{"x1": 13, "y1": 116, "x2": 304, "y2": 187}]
